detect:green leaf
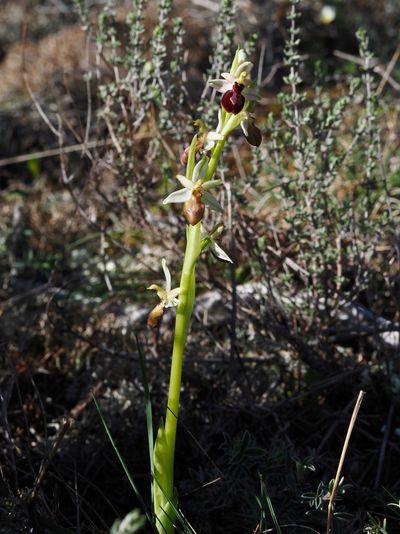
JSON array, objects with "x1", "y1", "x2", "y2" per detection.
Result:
[{"x1": 93, "y1": 396, "x2": 153, "y2": 530}]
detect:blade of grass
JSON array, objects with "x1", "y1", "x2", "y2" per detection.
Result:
[
  {"x1": 265, "y1": 489, "x2": 283, "y2": 534},
  {"x1": 92, "y1": 395, "x2": 156, "y2": 533},
  {"x1": 136, "y1": 333, "x2": 154, "y2": 502},
  {"x1": 258, "y1": 474, "x2": 283, "y2": 534}
]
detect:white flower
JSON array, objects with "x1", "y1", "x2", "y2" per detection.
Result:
[
  {"x1": 163, "y1": 156, "x2": 223, "y2": 214},
  {"x1": 147, "y1": 258, "x2": 180, "y2": 308},
  {"x1": 147, "y1": 258, "x2": 180, "y2": 327},
  {"x1": 320, "y1": 5, "x2": 336, "y2": 25},
  {"x1": 208, "y1": 49, "x2": 259, "y2": 104}
]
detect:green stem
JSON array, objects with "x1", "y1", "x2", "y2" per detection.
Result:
[
  {"x1": 164, "y1": 221, "x2": 201, "y2": 476},
  {"x1": 163, "y1": 135, "x2": 227, "y2": 461},
  {"x1": 205, "y1": 139, "x2": 225, "y2": 181}
]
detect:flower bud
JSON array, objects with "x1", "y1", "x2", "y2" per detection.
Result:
[
  {"x1": 180, "y1": 146, "x2": 190, "y2": 165},
  {"x1": 147, "y1": 302, "x2": 165, "y2": 328},
  {"x1": 183, "y1": 189, "x2": 205, "y2": 225}
]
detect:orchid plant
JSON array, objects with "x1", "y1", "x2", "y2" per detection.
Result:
[{"x1": 147, "y1": 48, "x2": 260, "y2": 533}]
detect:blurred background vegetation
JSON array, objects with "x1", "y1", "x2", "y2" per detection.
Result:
[{"x1": 0, "y1": 0, "x2": 399, "y2": 532}]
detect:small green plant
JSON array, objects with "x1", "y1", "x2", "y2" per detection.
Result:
[
  {"x1": 363, "y1": 514, "x2": 389, "y2": 534},
  {"x1": 301, "y1": 477, "x2": 352, "y2": 525},
  {"x1": 147, "y1": 48, "x2": 261, "y2": 533}
]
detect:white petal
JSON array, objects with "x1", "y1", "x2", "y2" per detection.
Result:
[
  {"x1": 202, "y1": 191, "x2": 223, "y2": 214},
  {"x1": 193, "y1": 156, "x2": 209, "y2": 181},
  {"x1": 165, "y1": 286, "x2": 180, "y2": 307},
  {"x1": 211, "y1": 241, "x2": 233, "y2": 263},
  {"x1": 208, "y1": 79, "x2": 232, "y2": 93},
  {"x1": 164, "y1": 297, "x2": 179, "y2": 308},
  {"x1": 203, "y1": 140, "x2": 216, "y2": 151},
  {"x1": 206, "y1": 131, "x2": 225, "y2": 141},
  {"x1": 203, "y1": 179, "x2": 222, "y2": 190},
  {"x1": 237, "y1": 49, "x2": 246, "y2": 64},
  {"x1": 168, "y1": 287, "x2": 180, "y2": 300},
  {"x1": 161, "y1": 258, "x2": 171, "y2": 292},
  {"x1": 234, "y1": 61, "x2": 253, "y2": 79},
  {"x1": 221, "y1": 73, "x2": 236, "y2": 84},
  {"x1": 163, "y1": 188, "x2": 192, "y2": 204},
  {"x1": 176, "y1": 174, "x2": 195, "y2": 189}
]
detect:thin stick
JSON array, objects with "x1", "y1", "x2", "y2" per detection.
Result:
[
  {"x1": 326, "y1": 390, "x2": 365, "y2": 534},
  {"x1": 28, "y1": 417, "x2": 72, "y2": 501},
  {"x1": 377, "y1": 45, "x2": 400, "y2": 95},
  {"x1": 334, "y1": 50, "x2": 400, "y2": 92},
  {"x1": 0, "y1": 140, "x2": 109, "y2": 168}
]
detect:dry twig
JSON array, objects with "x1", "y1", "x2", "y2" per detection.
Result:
[{"x1": 326, "y1": 390, "x2": 365, "y2": 534}]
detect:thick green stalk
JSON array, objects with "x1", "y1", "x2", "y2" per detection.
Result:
[
  {"x1": 152, "y1": 222, "x2": 201, "y2": 534},
  {"x1": 205, "y1": 139, "x2": 225, "y2": 181},
  {"x1": 164, "y1": 222, "x2": 201, "y2": 464}
]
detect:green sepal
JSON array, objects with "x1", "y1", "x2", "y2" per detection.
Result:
[
  {"x1": 187, "y1": 134, "x2": 198, "y2": 180},
  {"x1": 230, "y1": 47, "x2": 241, "y2": 75},
  {"x1": 200, "y1": 236, "x2": 211, "y2": 253},
  {"x1": 223, "y1": 100, "x2": 250, "y2": 136}
]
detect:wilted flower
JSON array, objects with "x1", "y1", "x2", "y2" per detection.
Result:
[
  {"x1": 195, "y1": 117, "x2": 225, "y2": 152},
  {"x1": 147, "y1": 259, "x2": 180, "y2": 328},
  {"x1": 180, "y1": 120, "x2": 225, "y2": 164},
  {"x1": 163, "y1": 156, "x2": 223, "y2": 225}
]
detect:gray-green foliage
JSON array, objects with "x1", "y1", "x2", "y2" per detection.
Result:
[
  {"x1": 70, "y1": 0, "x2": 248, "y2": 221},
  {"x1": 74, "y1": 0, "x2": 187, "y2": 144},
  {"x1": 263, "y1": 0, "x2": 391, "y2": 329}
]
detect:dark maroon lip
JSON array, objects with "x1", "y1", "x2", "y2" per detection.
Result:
[
  {"x1": 221, "y1": 85, "x2": 245, "y2": 114},
  {"x1": 232, "y1": 82, "x2": 245, "y2": 94}
]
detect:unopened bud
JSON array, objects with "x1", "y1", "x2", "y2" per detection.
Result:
[
  {"x1": 180, "y1": 137, "x2": 204, "y2": 165},
  {"x1": 147, "y1": 302, "x2": 165, "y2": 328},
  {"x1": 180, "y1": 146, "x2": 190, "y2": 165},
  {"x1": 183, "y1": 189, "x2": 205, "y2": 225}
]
